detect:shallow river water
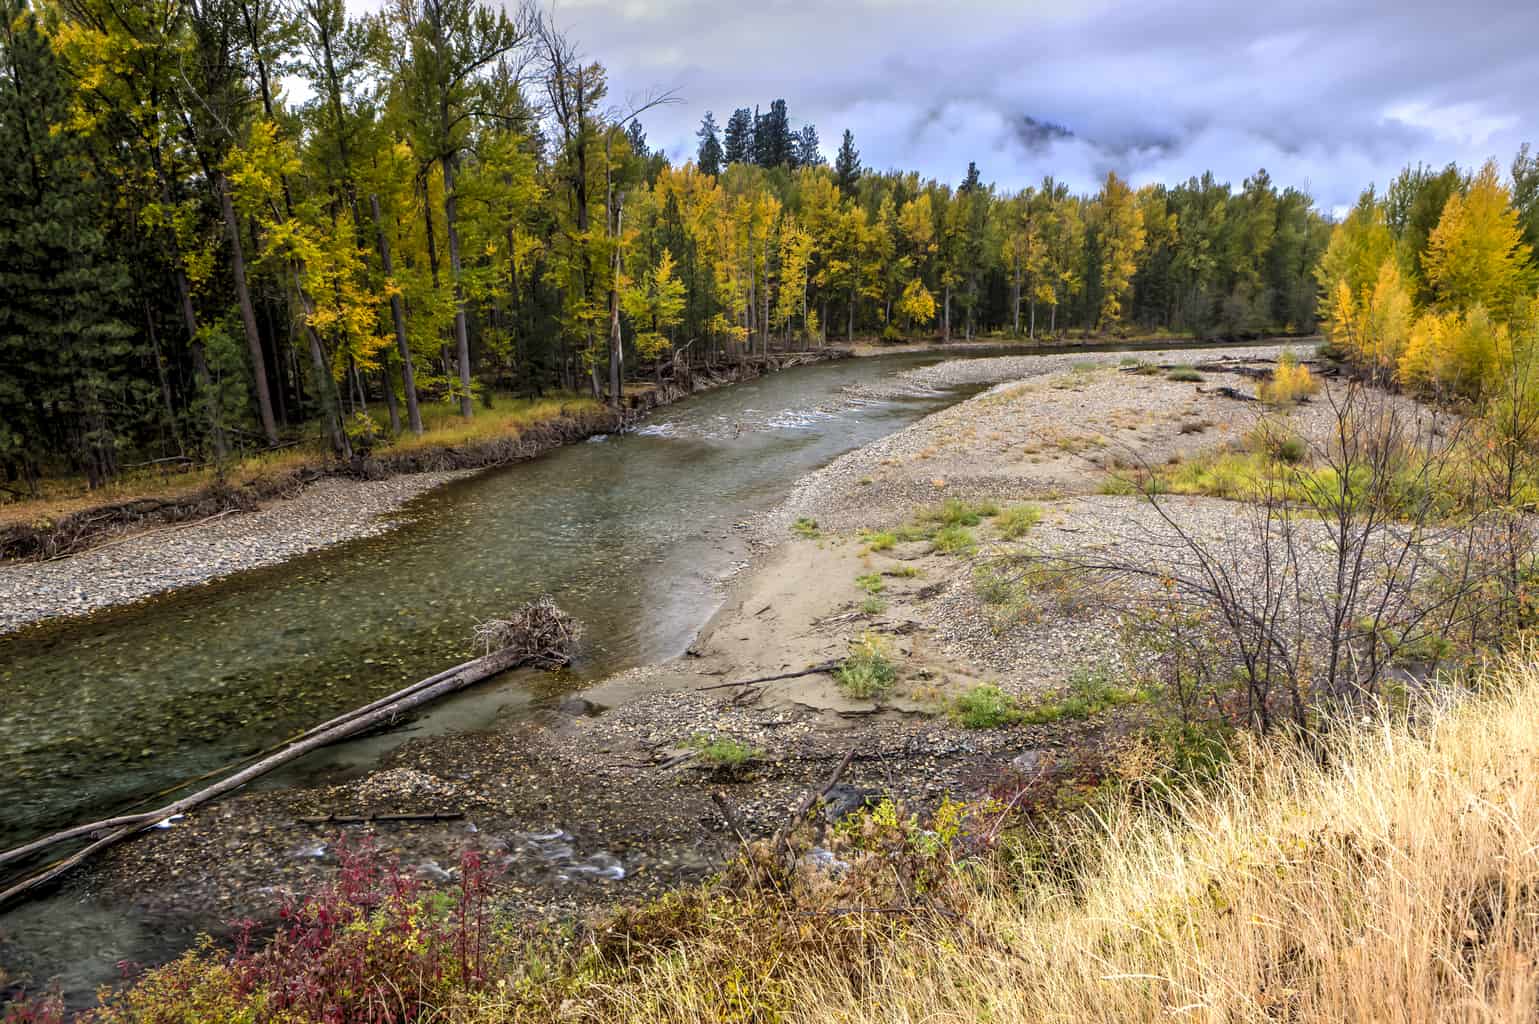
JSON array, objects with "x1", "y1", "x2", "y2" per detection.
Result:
[{"x1": 0, "y1": 341, "x2": 1260, "y2": 1002}]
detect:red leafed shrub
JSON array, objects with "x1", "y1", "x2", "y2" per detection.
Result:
[
  {"x1": 1, "y1": 991, "x2": 65, "y2": 1024},
  {"x1": 31, "y1": 839, "x2": 497, "y2": 1024}
]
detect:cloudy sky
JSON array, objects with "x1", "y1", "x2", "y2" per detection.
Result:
[{"x1": 354, "y1": 0, "x2": 1539, "y2": 213}]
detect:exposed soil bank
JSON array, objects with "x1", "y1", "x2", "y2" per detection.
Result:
[{"x1": 0, "y1": 354, "x2": 839, "y2": 637}]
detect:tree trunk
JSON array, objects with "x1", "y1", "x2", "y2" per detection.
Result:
[
  {"x1": 381, "y1": 360, "x2": 401, "y2": 435},
  {"x1": 371, "y1": 194, "x2": 422, "y2": 435},
  {"x1": 1011, "y1": 265, "x2": 1021, "y2": 335},
  {"x1": 175, "y1": 269, "x2": 226, "y2": 460},
  {"x1": 291, "y1": 265, "x2": 351, "y2": 459},
  {"x1": 607, "y1": 198, "x2": 624, "y2": 406},
  {"x1": 143, "y1": 302, "x2": 183, "y2": 455},
  {"x1": 442, "y1": 155, "x2": 474, "y2": 418},
  {"x1": 219, "y1": 174, "x2": 278, "y2": 444},
  {"x1": 942, "y1": 283, "x2": 951, "y2": 343}
]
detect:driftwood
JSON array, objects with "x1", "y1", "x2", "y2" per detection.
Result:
[
  {"x1": 470, "y1": 596, "x2": 581, "y2": 667},
  {"x1": 770, "y1": 749, "x2": 855, "y2": 865},
  {"x1": 698, "y1": 660, "x2": 840, "y2": 692},
  {"x1": 298, "y1": 812, "x2": 464, "y2": 826},
  {"x1": 0, "y1": 599, "x2": 579, "y2": 909}
]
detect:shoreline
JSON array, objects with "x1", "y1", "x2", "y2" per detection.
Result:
[
  {"x1": 7, "y1": 345, "x2": 1316, "y2": 975},
  {"x1": 6, "y1": 340, "x2": 1370, "y2": 1006},
  {"x1": 0, "y1": 353, "x2": 839, "y2": 638}
]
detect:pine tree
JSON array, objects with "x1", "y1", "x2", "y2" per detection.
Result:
[
  {"x1": 755, "y1": 99, "x2": 793, "y2": 167},
  {"x1": 0, "y1": 0, "x2": 136, "y2": 488},
  {"x1": 626, "y1": 118, "x2": 648, "y2": 160},
  {"x1": 1509, "y1": 145, "x2": 1539, "y2": 257},
  {"x1": 795, "y1": 124, "x2": 822, "y2": 168},
  {"x1": 696, "y1": 112, "x2": 723, "y2": 176},
  {"x1": 723, "y1": 107, "x2": 753, "y2": 165},
  {"x1": 834, "y1": 129, "x2": 861, "y2": 196}
]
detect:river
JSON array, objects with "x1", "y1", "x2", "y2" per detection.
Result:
[{"x1": 0, "y1": 340, "x2": 1278, "y2": 1003}]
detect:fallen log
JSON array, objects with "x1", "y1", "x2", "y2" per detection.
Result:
[
  {"x1": 698, "y1": 660, "x2": 840, "y2": 692},
  {"x1": 298, "y1": 812, "x2": 464, "y2": 826},
  {"x1": 0, "y1": 599, "x2": 579, "y2": 908}
]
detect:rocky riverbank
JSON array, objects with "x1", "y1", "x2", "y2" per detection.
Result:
[
  {"x1": 19, "y1": 340, "x2": 1441, "y2": 1005},
  {"x1": 51, "y1": 345, "x2": 1332, "y2": 915},
  {"x1": 0, "y1": 353, "x2": 843, "y2": 638},
  {"x1": 0, "y1": 472, "x2": 473, "y2": 636}
]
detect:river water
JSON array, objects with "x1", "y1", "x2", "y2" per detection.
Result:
[
  {"x1": 0, "y1": 355, "x2": 997, "y2": 863},
  {"x1": 0, "y1": 341, "x2": 1269, "y2": 1002}
]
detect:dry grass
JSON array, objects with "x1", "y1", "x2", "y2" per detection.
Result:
[
  {"x1": 386, "y1": 394, "x2": 599, "y2": 453},
  {"x1": 0, "y1": 394, "x2": 596, "y2": 528},
  {"x1": 568, "y1": 651, "x2": 1539, "y2": 1023}
]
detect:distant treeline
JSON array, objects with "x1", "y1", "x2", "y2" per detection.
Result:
[{"x1": 0, "y1": 0, "x2": 1404, "y2": 490}]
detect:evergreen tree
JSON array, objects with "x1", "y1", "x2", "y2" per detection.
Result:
[
  {"x1": 755, "y1": 98, "x2": 793, "y2": 167},
  {"x1": 723, "y1": 107, "x2": 753, "y2": 165},
  {"x1": 0, "y1": 0, "x2": 136, "y2": 488},
  {"x1": 960, "y1": 160, "x2": 982, "y2": 193},
  {"x1": 1512, "y1": 144, "x2": 1539, "y2": 255},
  {"x1": 795, "y1": 124, "x2": 823, "y2": 167},
  {"x1": 834, "y1": 129, "x2": 861, "y2": 196},
  {"x1": 696, "y1": 111, "x2": 723, "y2": 176},
  {"x1": 625, "y1": 118, "x2": 648, "y2": 160}
]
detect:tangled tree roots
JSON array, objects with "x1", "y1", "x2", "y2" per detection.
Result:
[{"x1": 472, "y1": 596, "x2": 582, "y2": 667}]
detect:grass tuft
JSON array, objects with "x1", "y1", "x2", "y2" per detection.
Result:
[
  {"x1": 995, "y1": 503, "x2": 1042, "y2": 539},
  {"x1": 836, "y1": 633, "x2": 897, "y2": 699},
  {"x1": 949, "y1": 684, "x2": 1021, "y2": 728},
  {"x1": 791, "y1": 517, "x2": 820, "y2": 539}
]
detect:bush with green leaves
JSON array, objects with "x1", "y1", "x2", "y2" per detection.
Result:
[
  {"x1": 689, "y1": 734, "x2": 762, "y2": 770},
  {"x1": 930, "y1": 524, "x2": 976, "y2": 555},
  {"x1": 950, "y1": 684, "x2": 1022, "y2": 728},
  {"x1": 836, "y1": 633, "x2": 897, "y2": 698},
  {"x1": 861, "y1": 529, "x2": 897, "y2": 551},
  {"x1": 921, "y1": 498, "x2": 999, "y2": 528},
  {"x1": 1017, "y1": 666, "x2": 1148, "y2": 724},
  {"x1": 995, "y1": 503, "x2": 1042, "y2": 539},
  {"x1": 855, "y1": 573, "x2": 886, "y2": 594}
]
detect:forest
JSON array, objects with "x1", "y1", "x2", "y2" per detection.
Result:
[{"x1": 0, "y1": 0, "x2": 1341, "y2": 492}]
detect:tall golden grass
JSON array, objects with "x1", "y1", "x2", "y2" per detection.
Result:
[{"x1": 577, "y1": 653, "x2": 1539, "y2": 1023}]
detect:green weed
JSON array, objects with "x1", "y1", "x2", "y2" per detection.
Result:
[
  {"x1": 855, "y1": 573, "x2": 886, "y2": 595},
  {"x1": 950, "y1": 684, "x2": 1022, "y2": 728},
  {"x1": 836, "y1": 633, "x2": 897, "y2": 699},
  {"x1": 995, "y1": 503, "x2": 1042, "y2": 539},
  {"x1": 930, "y1": 524, "x2": 976, "y2": 555}
]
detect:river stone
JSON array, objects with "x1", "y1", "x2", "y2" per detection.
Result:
[
  {"x1": 558, "y1": 696, "x2": 598, "y2": 717},
  {"x1": 1011, "y1": 750, "x2": 1047, "y2": 776},
  {"x1": 821, "y1": 783, "x2": 878, "y2": 822}
]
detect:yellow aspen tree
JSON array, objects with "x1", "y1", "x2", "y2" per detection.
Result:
[
  {"x1": 1090, "y1": 171, "x2": 1146, "y2": 331},
  {"x1": 1424, "y1": 160, "x2": 1534, "y2": 320}
]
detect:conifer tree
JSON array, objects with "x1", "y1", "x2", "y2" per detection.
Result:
[
  {"x1": 834, "y1": 129, "x2": 861, "y2": 196},
  {"x1": 696, "y1": 112, "x2": 723, "y2": 176},
  {"x1": 795, "y1": 124, "x2": 822, "y2": 168},
  {"x1": 723, "y1": 107, "x2": 752, "y2": 165},
  {"x1": 0, "y1": 0, "x2": 136, "y2": 487}
]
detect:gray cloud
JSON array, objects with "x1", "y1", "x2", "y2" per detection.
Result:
[{"x1": 354, "y1": 0, "x2": 1539, "y2": 208}]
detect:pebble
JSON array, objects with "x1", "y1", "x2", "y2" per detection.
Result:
[{"x1": 0, "y1": 472, "x2": 474, "y2": 636}]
